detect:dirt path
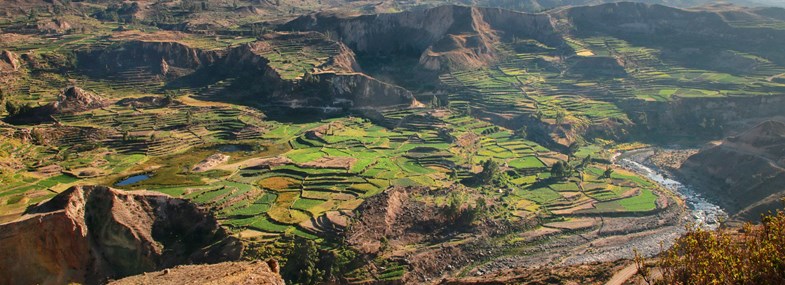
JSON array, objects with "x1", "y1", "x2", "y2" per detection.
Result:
[
  {"x1": 767, "y1": 72, "x2": 785, "y2": 82},
  {"x1": 605, "y1": 263, "x2": 637, "y2": 285}
]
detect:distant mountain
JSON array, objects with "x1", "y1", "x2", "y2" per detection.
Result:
[{"x1": 422, "y1": 0, "x2": 778, "y2": 12}]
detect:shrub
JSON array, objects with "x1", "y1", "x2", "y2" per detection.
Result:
[{"x1": 659, "y1": 209, "x2": 785, "y2": 284}]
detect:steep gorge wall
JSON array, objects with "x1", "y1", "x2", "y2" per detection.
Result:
[
  {"x1": 283, "y1": 5, "x2": 563, "y2": 71},
  {"x1": 77, "y1": 40, "x2": 223, "y2": 75},
  {"x1": 0, "y1": 185, "x2": 241, "y2": 285},
  {"x1": 679, "y1": 121, "x2": 785, "y2": 221},
  {"x1": 620, "y1": 94, "x2": 785, "y2": 139},
  {"x1": 74, "y1": 36, "x2": 414, "y2": 109}
]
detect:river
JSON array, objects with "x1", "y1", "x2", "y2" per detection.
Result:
[{"x1": 615, "y1": 148, "x2": 726, "y2": 230}]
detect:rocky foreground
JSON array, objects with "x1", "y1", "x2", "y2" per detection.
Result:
[
  {"x1": 0, "y1": 185, "x2": 243, "y2": 285},
  {"x1": 109, "y1": 261, "x2": 284, "y2": 285}
]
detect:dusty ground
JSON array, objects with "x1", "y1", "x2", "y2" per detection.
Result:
[
  {"x1": 439, "y1": 259, "x2": 630, "y2": 285},
  {"x1": 109, "y1": 261, "x2": 284, "y2": 285}
]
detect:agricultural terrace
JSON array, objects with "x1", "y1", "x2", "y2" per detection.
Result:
[{"x1": 441, "y1": 35, "x2": 785, "y2": 130}]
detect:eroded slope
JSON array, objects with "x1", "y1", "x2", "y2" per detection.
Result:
[{"x1": 0, "y1": 185, "x2": 241, "y2": 285}]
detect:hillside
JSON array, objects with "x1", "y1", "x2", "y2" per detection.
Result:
[
  {"x1": 0, "y1": 185, "x2": 241, "y2": 285},
  {"x1": 680, "y1": 120, "x2": 785, "y2": 221}
]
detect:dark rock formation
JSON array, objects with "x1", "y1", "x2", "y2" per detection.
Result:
[{"x1": 0, "y1": 185, "x2": 242, "y2": 285}]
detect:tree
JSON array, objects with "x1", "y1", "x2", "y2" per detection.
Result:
[
  {"x1": 444, "y1": 192, "x2": 463, "y2": 221},
  {"x1": 602, "y1": 166, "x2": 614, "y2": 179},
  {"x1": 477, "y1": 159, "x2": 500, "y2": 185},
  {"x1": 555, "y1": 110, "x2": 566, "y2": 125},
  {"x1": 567, "y1": 142, "x2": 581, "y2": 158},
  {"x1": 324, "y1": 247, "x2": 357, "y2": 282},
  {"x1": 282, "y1": 238, "x2": 324, "y2": 285},
  {"x1": 0, "y1": 89, "x2": 5, "y2": 113},
  {"x1": 431, "y1": 95, "x2": 440, "y2": 109},
  {"x1": 5, "y1": 100, "x2": 21, "y2": 116},
  {"x1": 5, "y1": 100, "x2": 16, "y2": 116},
  {"x1": 579, "y1": 155, "x2": 592, "y2": 169},
  {"x1": 514, "y1": 126, "x2": 528, "y2": 139},
  {"x1": 163, "y1": 91, "x2": 177, "y2": 105},
  {"x1": 550, "y1": 160, "x2": 572, "y2": 180},
  {"x1": 185, "y1": 110, "x2": 193, "y2": 124},
  {"x1": 476, "y1": 197, "x2": 487, "y2": 210}
]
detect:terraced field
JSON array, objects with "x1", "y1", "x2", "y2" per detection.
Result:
[{"x1": 441, "y1": 35, "x2": 785, "y2": 132}]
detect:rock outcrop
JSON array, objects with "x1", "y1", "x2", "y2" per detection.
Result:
[
  {"x1": 680, "y1": 121, "x2": 785, "y2": 221},
  {"x1": 109, "y1": 260, "x2": 285, "y2": 285},
  {"x1": 52, "y1": 86, "x2": 108, "y2": 114},
  {"x1": 0, "y1": 50, "x2": 19, "y2": 71},
  {"x1": 0, "y1": 185, "x2": 242, "y2": 285},
  {"x1": 4, "y1": 86, "x2": 108, "y2": 124}
]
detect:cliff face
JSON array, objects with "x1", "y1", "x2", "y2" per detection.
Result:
[
  {"x1": 76, "y1": 33, "x2": 414, "y2": 109},
  {"x1": 680, "y1": 121, "x2": 785, "y2": 221},
  {"x1": 78, "y1": 40, "x2": 222, "y2": 76},
  {"x1": 283, "y1": 5, "x2": 561, "y2": 71},
  {"x1": 307, "y1": 72, "x2": 415, "y2": 109},
  {"x1": 620, "y1": 94, "x2": 785, "y2": 139},
  {"x1": 0, "y1": 185, "x2": 242, "y2": 285}
]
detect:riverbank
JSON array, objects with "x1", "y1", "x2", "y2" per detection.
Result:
[{"x1": 615, "y1": 148, "x2": 726, "y2": 229}]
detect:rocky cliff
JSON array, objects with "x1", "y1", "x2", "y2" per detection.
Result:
[
  {"x1": 76, "y1": 32, "x2": 414, "y2": 110},
  {"x1": 52, "y1": 86, "x2": 109, "y2": 114},
  {"x1": 680, "y1": 121, "x2": 785, "y2": 221},
  {"x1": 620, "y1": 94, "x2": 785, "y2": 139},
  {"x1": 283, "y1": 5, "x2": 562, "y2": 71},
  {"x1": 78, "y1": 40, "x2": 222, "y2": 78},
  {"x1": 0, "y1": 185, "x2": 242, "y2": 285}
]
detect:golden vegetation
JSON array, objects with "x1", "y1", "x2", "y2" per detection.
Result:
[{"x1": 659, "y1": 209, "x2": 785, "y2": 284}]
